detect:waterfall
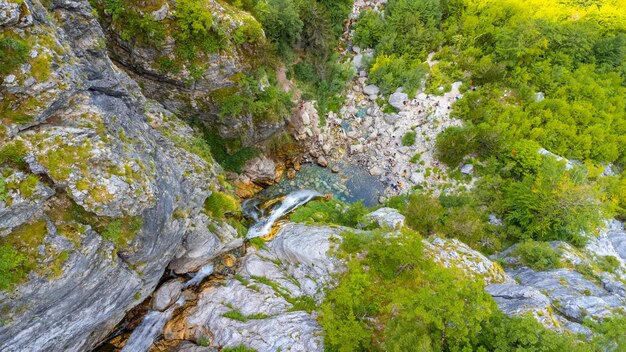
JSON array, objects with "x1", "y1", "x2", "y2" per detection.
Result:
[
  {"x1": 121, "y1": 298, "x2": 185, "y2": 352},
  {"x1": 184, "y1": 263, "x2": 215, "y2": 288},
  {"x1": 120, "y1": 190, "x2": 320, "y2": 351},
  {"x1": 246, "y1": 190, "x2": 322, "y2": 239}
]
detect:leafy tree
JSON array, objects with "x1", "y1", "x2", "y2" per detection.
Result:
[
  {"x1": 502, "y1": 158, "x2": 603, "y2": 245},
  {"x1": 254, "y1": 0, "x2": 303, "y2": 53},
  {"x1": 354, "y1": 10, "x2": 385, "y2": 48}
]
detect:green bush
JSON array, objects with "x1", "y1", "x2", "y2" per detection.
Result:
[
  {"x1": 290, "y1": 200, "x2": 368, "y2": 227},
  {"x1": 320, "y1": 227, "x2": 604, "y2": 351},
  {"x1": 512, "y1": 241, "x2": 561, "y2": 271},
  {"x1": 401, "y1": 130, "x2": 417, "y2": 146},
  {"x1": 369, "y1": 54, "x2": 429, "y2": 96},
  {"x1": 353, "y1": 10, "x2": 385, "y2": 48},
  {"x1": 403, "y1": 193, "x2": 444, "y2": 236},
  {"x1": 502, "y1": 158, "x2": 603, "y2": 245},
  {"x1": 503, "y1": 139, "x2": 543, "y2": 179},
  {"x1": 435, "y1": 125, "x2": 478, "y2": 167},
  {"x1": 173, "y1": 0, "x2": 224, "y2": 57}
]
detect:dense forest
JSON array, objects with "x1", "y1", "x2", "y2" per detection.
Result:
[
  {"x1": 289, "y1": 0, "x2": 626, "y2": 350},
  {"x1": 1, "y1": 0, "x2": 626, "y2": 350}
]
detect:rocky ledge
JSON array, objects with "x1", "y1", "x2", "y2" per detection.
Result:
[{"x1": 0, "y1": 1, "x2": 239, "y2": 350}]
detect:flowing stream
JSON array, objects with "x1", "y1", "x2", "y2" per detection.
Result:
[
  {"x1": 245, "y1": 190, "x2": 322, "y2": 239},
  {"x1": 120, "y1": 298, "x2": 184, "y2": 352},
  {"x1": 117, "y1": 190, "x2": 321, "y2": 351}
]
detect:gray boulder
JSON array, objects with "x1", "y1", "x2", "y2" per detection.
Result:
[
  {"x1": 364, "y1": 208, "x2": 405, "y2": 229},
  {"x1": 389, "y1": 91, "x2": 408, "y2": 110}
]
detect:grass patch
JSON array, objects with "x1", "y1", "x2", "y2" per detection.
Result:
[
  {"x1": 205, "y1": 191, "x2": 240, "y2": 219},
  {"x1": 401, "y1": 130, "x2": 416, "y2": 146}
]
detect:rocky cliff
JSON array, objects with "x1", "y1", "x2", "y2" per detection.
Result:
[
  {"x1": 0, "y1": 1, "x2": 239, "y2": 350},
  {"x1": 90, "y1": 0, "x2": 287, "y2": 148}
]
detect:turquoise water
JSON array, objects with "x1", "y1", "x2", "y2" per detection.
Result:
[{"x1": 259, "y1": 163, "x2": 384, "y2": 207}]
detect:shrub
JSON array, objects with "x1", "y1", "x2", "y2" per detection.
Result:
[
  {"x1": 435, "y1": 125, "x2": 478, "y2": 167},
  {"x1": 401, "y1": 130, "x2": 417, "y2": 146},
  {"x1": 403, "y1": 193, "x2": 444, "y2": 236},
  {"x1": 596, "y1": 255, "x2": 620, "y2": 274},
  {"x1": 0, "y1": 36, "x2": 30, "y2": 76},
  {"x1": 369, "y1": 54, "x2": 428, "y2": 96},
  {"x1": 513, "y1": 241, "x2": 561, "y2": 271},
  {"x1": 353, "y1": 10, "x2": 384, "y2": 48},
  {"x1": 502, "y1": 158, "x2": 603, "y2": 245},
  {"x1": 503, "y1": 139, "x2": 543, "y2": 179},
  {"x1": 290, "y1": 200, "x2": 368, "y2": 227}
]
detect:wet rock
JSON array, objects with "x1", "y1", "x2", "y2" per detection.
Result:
[
  {"x1": 169, "y1": 214, "x2": 241, "y2": 274},
  {"x1": 363, "y1": 208, "x2": 405, "y2": 229},
  {"x1": 234, "y1": 176, "x2": 263, "y2": 199},
  {"x1": 164, "y1": 224, "x2": 345, "y2": 351},
  {"x1": 152, "y1": 279, "x2": 184, "y2": 311},
  {"x1": 243, "y1": 157, "x2": 278, "y2": 186},
  {"x1": 171, "y1": 341, "x2": 218, "y2": 352},
  {"x1": 317, "y1": 156, "x2": 328, "y2": 167},
  {"x1": 369, "y1": 166, "x2": 384, "y2": 176},
  {"x1": 287, "y1": 168, "x2": 297, "y2": 179},
  {"x1": 0, "y1": 2, "x2": 229, "y2": 350}
]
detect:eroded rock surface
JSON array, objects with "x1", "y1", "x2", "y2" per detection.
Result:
[
  {"x1": 487, "y1": 220, "x2": 626, "y2": 334},
  {"x1": 0, "y1": 1, "x2": 238, "y2": 350},
  {"x1": 163, "y1": 223, "x2": 345, "y2": 351}
]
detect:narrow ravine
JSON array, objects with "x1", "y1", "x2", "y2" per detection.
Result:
[{"x1": 105, "y1": 189, "x2": 324, "y2": 351}]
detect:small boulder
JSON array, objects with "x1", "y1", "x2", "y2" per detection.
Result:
[
  {"x1": 244, "y1": 156, "x2": 277, "y2": 185},
  {"x1": 460, "y1": 164, "x2": 474, "y2": 175},
  {"x1": 363, "y1": 85, "x2": 380, "y2": 96},
  {"x1": 364, "y1": 208, "x2": 405, "y2": 229},
  {"x1": 152, "y1": 279, "x2": 184, "y2": 311},
  {"x1": 369, "y1": 166, "x2": 384, "y2": 176},
  {"x1": 350, "y1": 144, "x2": 363, "y2": 154},
  {"x1": 389, "y1": 91, "x2": 408, "y2": 110},
  {"x1": 317, "y1": 156, "x2": 328, "y2": 167}
]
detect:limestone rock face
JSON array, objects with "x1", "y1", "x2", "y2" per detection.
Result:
[
  {"x1": 488, "y1": 220, "x2": 626, "y2": 335},
  {"x1": 0, "y1": 1, "x2": 237, "y2": 350},
  {"x1": 424, "y1": 236, "x2": 510, "y2": 285},
  {"x1": 92, "y1": 0, "x2": 286, "y2": 147},
  {"x1": 163, "y1": 224, "x2": 345, "y2": 351}
]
